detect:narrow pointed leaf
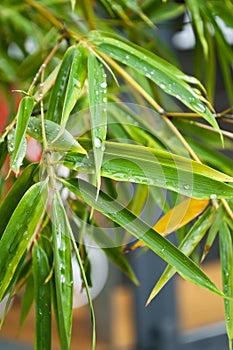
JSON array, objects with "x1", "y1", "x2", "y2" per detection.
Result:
[
  {"x1": 186, "y1": 0, "x2": 208, "y2": 57},
  {"x1": 0, "y1": 181, "x2": 48, "y2": 301},
  {"x1": 62, "y1": 178, "x2": 223, "y2": 297},
  {"x1": 46, "y1": 46, "x2": 78, "y2": 124},
  {"x1": 219, "y1": 222, "x2": 233, "y2": 348},
  {"x1": 0, "y1": 163, "x2": 38, "y2": 238},
  {"x1": 52, "y1": 192, "x2": 73, "y2": 349},
  {"x1": 27, "y1": 117, "x2": 87, "y2": 154},
  {"x1": 90, "y1": 31, "x2": 220, "y2": 132},
  {"x1": 60, "y1": 45, "x2": 87, "y2": 132},
  {"x1": 10, "y1": 96, "x2": 34, "y2": 174},
  {"x1": 88, "y1": 52, "x2": 107, "y2": 193},
  {"x1": 0, "y1": 140, "x2": 8, "y2": 170},
  {"x1": 33, "y1": 243, "x2": 51, "y2": 350},
  {"x1": 63, "y1": 141, "x2": 233, "y2": 199},
  {"x1": 201, "y1": 206, "x2": 223, "y2": 261},
  {"x1": 146, "y1": 207, "x2": 214, "y2": 305}
]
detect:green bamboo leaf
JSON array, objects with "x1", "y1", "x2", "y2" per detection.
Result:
[
  {"x1": 90, "y1": 31, "x2": 220, "y2": 133},
  {"x1": 0, "y1": 163, "x2": 39, "y2": 238},
  {"x1": 70, "y1": 200, "x2": 139, "y2": 285},
  {"x1": 201, "y1": 206, "x2": 223, "y2": 261},
  {"x1": 88, "y1": 52, "x2": 107, "y2": 193},
  {"x1": 186, "y1": 0, "x2": 208, "y2": 57},
  {"x1": 46, "y1": 46, "x2": 77, "y2": 124},
  {"x1": 27, "y1": 117, "x2": 87, "y2": 154},
  {"x1": 10, "y1": 96, "x2": 34, "y2": 174},
  {"x1": 63, "y1": 141, "x2": 233, "y2": 199},
  {"x1": 219, "y1": 222, "x2": 233, "y2": 349},
  {"x1": 62, "y1": 178, "x2": 224, "y2": 297},
  {"x1": 146, "y1": 207, "x2": 214, "y2": 305},
  {"x1": 60, "y1": 45, "x2": 87, "y2": 133},
  {"x1": 20, "y1": 275, "x2": 34, "y2": 326},
  {"x1": 52, "y1": 192, "x2": 73, "y2": 349},
  {"x1": 0, "y1": 181, "x2": 48, "y2": 301},
  {"x1": 33, "y1": 243, "x2": 51, "y2": 350}
]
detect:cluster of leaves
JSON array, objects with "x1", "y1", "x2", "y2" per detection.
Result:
[{"x1": 0, "y1": 0, "x2": 233, "y2": 349}]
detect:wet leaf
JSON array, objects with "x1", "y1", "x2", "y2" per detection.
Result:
[
  {"x1": 27, "y1": 117, "x2": 87, "y2": 154},
  {"x1": 0, "y1": 163, "x2": 39, "y2": 238},
  {"x1": 33, "y1": 242, "x2": 51, "y2": 350},
  {"x1": 52, "y1": 192, "x2": 73, "y2": 349},
  {"x1": 0, "y1": 181, "x2": 48, "y2": 301},
  {"x1": 90, "y1": 31, "x2": 220, "y2": 133},
  {"x1": 63, "y1": 141, "x2": 233, "y2": 199},
  {"x1": 10, "y1": 96, "x2": 34, "y2": 174},
  {"x1": 62, "y1": 178, "x2": 223, "y2": 298},
  {"x1": 88, "y1": 52, "x2": 107, "y2": 194}
]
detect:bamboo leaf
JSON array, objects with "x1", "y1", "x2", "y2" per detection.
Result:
[
  {"x1": 63, "y1": 141, "x2": 233, "y2": 199},
  {"x1": 88, "y1": 52, "x2": 107, "y2": 193},
  {"x1": 10, "y1": 96, "x2": 34, "y2": 174},
  {"x1": 186, "y1": 0, "x2": 208, "y2": 57},
  {"x1": 52, "y1": 192, "x2": 73, "y2": 349},
  {"x1": 46, "y1": 46, "x2": 79, "y2": 124},
  {"x1": 33, "y1": 243, "x2": 51, "y2": 350},
  {"x1": 90, "y1": 31, "x2": 220, "y2": 133},
  {"x1": 0, "y1": 140, "x2": 8, "y2": 170},
  {"x1": 146, "y1": 207, "x2": 214, "y2": 305},
  {"x1": 60, "y1": 45, "x2": 87, "y2": 132},
  {"x1": 0, "y1": 163, "x2": 39, "y2": 238},
  {"x1": 201, "y1": 206, "x2": 223, "y2": 261},
  {"x1": 219, "y1": 222, "x2": 233, "y2": 349},
  {"x1": 27, "y1": 117, "x2": 87, "y2": 154},
  {"x1": 62, "y1": 178, "x2": 223, "y2": 297},
  {"x1": 0, "y1": 181, "x2": 48, "y2": 301}
]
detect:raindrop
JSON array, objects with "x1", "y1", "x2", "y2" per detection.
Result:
[
  {"x1": 94, "y1": 137, "x2": 102, "y2": 148},
  {"x1": 100, "y1": 82, "x2": 107, "y2": 89},
  {"x1": 103, "y1": 97, "x2": 107, "y2": 103},
  {"x1": 145, "y1": 73, "x2": 151, "y2": 78},
  {"x1": 183, "y1": 184, "x2": 190, "y2": 190},
  {"x1": 190, "y1": 101, "x2": 206, "y2": 113},
  {"x1": 210, "y1": 194, "x2": 217, "y2": 199},
  {"x1": 160, "y1": 83, "x2": 165, "y2": 89},
  {"x1": 125, "y1": 55, "x2": 130, "y2": 60},
  {"x1": 96, "y1": 91, "x2": 99, "y2": 96}
]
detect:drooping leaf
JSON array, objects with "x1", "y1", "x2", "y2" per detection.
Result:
[
  {"x1": 0, "y1": 163, "x2": 39, "y2": 238},
  {"x1": 62, "y1": 178, "x2": 223, "y2": 297},
  {"x1": 63, "y1": 141, "x2": 233, "y2": 199},
  {"x1": 10, "y1": 96, "x2": 34, "y2": 174},
  {"x1": 90, "y1": 31, "x2": 221, "y2": 133},
  {"x1": 219, "y1": 222, "x2": 233, "y2": 349},
  {"x1": 186, "y1": 0, "x2": 208, "y2": 57},
  {"x1": 33, "y1": 242, "x2": 51, "y2": 350},
  {"x1": 27, "y1": 117, "x2": 87, "y2": 154},
  {"x1": 88, "y1": 52, "x2": 107, "y2": 194},
  {"x1": 51, "y1": 192, "x2": 73, "y2": 349},
  {"x1": 0, "y1": 181, "x2": 48, "y2": 301}
]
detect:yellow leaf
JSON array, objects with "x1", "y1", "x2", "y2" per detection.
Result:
[{"x1": 127, "y1": 198, "x2": 209, "y2": 252}]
